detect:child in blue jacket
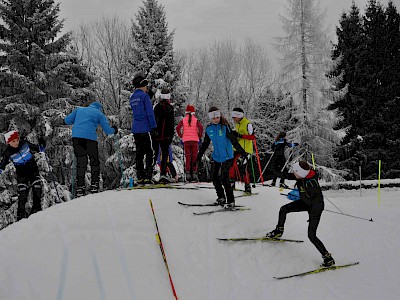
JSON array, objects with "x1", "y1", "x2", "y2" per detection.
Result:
[
  {"x1": 0, "y1": 130, "x2": 45, "y2": 220},
  {"x1": 196, "y1": 107, "x2": 245, "y2": 208},
  {"x1": 65, "y1": 101, "x2": 116, "y2": 196}
]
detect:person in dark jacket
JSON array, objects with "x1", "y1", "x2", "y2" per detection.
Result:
[
  {"x1": 153, "y1": 88, "x2": 175, "y2": 183},
  {"x1": 65, "y1": 101, "x2": 116, "y2": 196},
  {"x1": 196, "y1": 106, "x2": 245, "y2": 209},
  {"x1": 130, "y1": 75, "x2": 158, "y2": 184},
  {"x1": 270, "y1": 131, "x2": 298, "y2": 188},
  {"x1": 265, "y1": 161, "x2": 335, "y2": 268},
  {"x1": 0, "y1": 130, "x2": 45, "y2": 220}
]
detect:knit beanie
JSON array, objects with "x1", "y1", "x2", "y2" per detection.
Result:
[
  {"x1": 132, "y1": 75, "x2": 148, "y2": 88},
  {"x1": 4, "y1": 130, "x2": 19, "y2": 144},
  {"x1": 292, "y1": 161, "x2": 311, "y2": 178},
  {"x1": 185, "y1": 105, "x2": 195, "y2": 114}
]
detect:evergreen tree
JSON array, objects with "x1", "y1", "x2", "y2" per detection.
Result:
[
  {"x1": 130, "y1": 0, "x2": 178, "y2": 95},
  {"x1": 0, "y1": 0, "x2": 93, "y2": 226},
  {"x1": 330, "y1": 0, "x2": 400, "y2": 179}
]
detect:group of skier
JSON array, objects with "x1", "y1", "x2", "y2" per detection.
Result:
[{"x1": 0, "y1": 74, "x2": 334, "y2": 267}]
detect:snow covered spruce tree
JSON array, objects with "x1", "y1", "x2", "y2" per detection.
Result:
[
  {"x1": 0, "y1": 0, "x2": 93, "y2": 227},
  {"x1": 274, "y1": 0, "x2": 343, "y2": 180},
  {"x1": 329, "y1": 0, "x2": 400, "y2": 179},
  {"x1": 130, "y1": 0, "x2": 179, "y2": 94}
]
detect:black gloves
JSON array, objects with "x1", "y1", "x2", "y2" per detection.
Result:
[
  {"x1": 112, "y1": 126, "x2": 118, "y2": 135},
  {"x1": 151, "y1": 128, "x2": 158, "y2": 137}
]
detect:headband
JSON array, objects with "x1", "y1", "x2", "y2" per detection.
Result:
[
  {"x1": 160, "y1": 93, "x2": 171, "y2": 99},
  {"x1": 231, "y1": 111, "x2": 244, "y2": 118},
  {"x1": 208, "y1": 110, "x2": 221, "y2": 119}
]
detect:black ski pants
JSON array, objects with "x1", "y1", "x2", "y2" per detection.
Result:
[
  {"x1": 270, "y1": 155, "x2": 286, "y2": 184},
  {"x1": 211, "y1": 159, "x2": 235, "y2": 204},
  {"x1": 276, "y1": 200, "x2": 328, "y2": 255},
  {"x1": 72, "y1": 138, "x2": 100, "y2": 187},
  {"x1": 153, "y1": 139, "x2": 171, "y2": 176},
  {"x1": 134, "y1": 132, "x2": 155, "y2": 180},
  {"x1": 16, "y1": 172, "x2": 42, "y2": 220}
]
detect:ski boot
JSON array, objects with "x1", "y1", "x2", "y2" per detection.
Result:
[
  {"x1": 90, "y1": 182, "x2": 99, "y2": 193},
  {"x1": 265, "y1": 226, "x2": 284, "y2": 238},
  {"x1": 185, "y1": 172, "x2": 192, "y2": 182},
  {"x1": 320, "y1": 253, "x2": 335, "y2": 268},
  {"x1": 76, "y1": 186, "x2": 85, "y2": 197},
  {"x1": 214, "y1": 197, "x2": 226, "y2": 206},
  {"x1": 224, "y1": 202, "x2": 235, "y2": 210},
  {"x1": 191, "y1": 171, "x2": 199, "y2": 182},
  {"x1": 279, "y1": 182, "x2": 289, "y2": 189},
  {"x1": 244, "y1": 184, "x2": 252, "y2": 194}
]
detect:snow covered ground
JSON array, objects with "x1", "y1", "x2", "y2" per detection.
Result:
[{"x1": 0, "y1": 181, "x2": 399, "y2": 300}]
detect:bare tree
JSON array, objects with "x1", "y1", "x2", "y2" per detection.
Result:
[{"x1": 274, "y1": 0, "x2": 343, "y2": 171}]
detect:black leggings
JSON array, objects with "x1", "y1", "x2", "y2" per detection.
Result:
[
  {"x1": 211, "y1": 159, "x2": 234, "y2": 203},
  {"x1": 277, "y1": 200, "x2": 328, "y2": 255}
]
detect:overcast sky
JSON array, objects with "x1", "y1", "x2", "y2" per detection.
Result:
[{"x1": 58, "y1": 0, "x2": 400, "y2": 63}]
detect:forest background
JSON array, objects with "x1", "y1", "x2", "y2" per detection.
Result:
[{"x1": 0, "y1": 0, "x2": 399, "y2": 227}]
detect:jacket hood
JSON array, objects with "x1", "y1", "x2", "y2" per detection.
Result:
[{"x1": 89, "y1": 102, "x2": 103, "y2": 112}]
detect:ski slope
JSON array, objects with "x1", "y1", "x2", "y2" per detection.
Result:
[{"x1": 0, "y1": 182, "x2": 399, "y2": 300}]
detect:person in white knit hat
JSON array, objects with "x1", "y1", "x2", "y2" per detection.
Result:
[
  {"x1": 0, "y1": 130, "x2": 46, "y2": 220},
  {"x1": 265, "y1": 160, "x2": 335, "y2": 268}
]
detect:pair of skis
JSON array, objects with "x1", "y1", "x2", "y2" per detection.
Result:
[
  {"x1": 178, "y1": 201, "x2": 250, "y2": 215},
  {"x1": 218, "y1": 236, "x2": 359, "y2": 279}
]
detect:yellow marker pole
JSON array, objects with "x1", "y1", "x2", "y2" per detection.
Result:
[
  {"x1": 311, "y1": 153, "x2": 316, "y2": 170},
  {"x1": 378, "y1": 160, "x2": 381, "y2": 206}
]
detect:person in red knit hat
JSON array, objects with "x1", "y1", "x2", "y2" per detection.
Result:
[
  {"x1": 0, "y1": 130, "x2": 46, "y2": 220},
  {"x1": 176, "y1": 104, "x2": 204, "y2": 182}
]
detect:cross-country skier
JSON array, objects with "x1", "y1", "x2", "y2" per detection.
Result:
[
  {"x1": 153, "y1": 88, "x2": 175, "y2": 183},
  {"x1": 270, "y1": 131, "x2": 298, "y2": 188},
  {"x1": 196, "y1": 107, "x2": 245, "y2": 209},
  {"x1": 65, "y1": 101, "x2": 117, "y2": 196},
  {"x1": 230, "y1": 107, "x2": 255, "y2": 193},
  {"x1": 265, "y1": 160, "x2": 335, "y2": 267},
  {"x1": 176, "y1": 104, "x2": 204, "y2": 182},
  {"x1": 0, "y1": 130, "x2": 46, "y2": 220},
  {"x1": 130, "y1": 75, "x2": 157, "y2": 184}
]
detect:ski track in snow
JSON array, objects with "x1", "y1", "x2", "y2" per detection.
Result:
[{"x1": 0, "y1": 183, "x2": 399, "y2": 299}]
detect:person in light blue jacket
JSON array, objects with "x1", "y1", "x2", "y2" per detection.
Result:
[
  {"x1": 65, "y1": 101, "x2": 117, "y2": 196},
  {"x1": 129, "y1": 75, "x2": 157, "y2": 184},
  {"x1": 196, "y1": 106, "x2": 245, "y2": 209}
]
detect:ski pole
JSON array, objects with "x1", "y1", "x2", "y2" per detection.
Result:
[
  {"x1": 71, "y1": 154, "x2": 76, "y2": 199},
  {"x1": 149, "y1": 200, "x2": 179, "y2": 300},
  {"x1": 258, "y1": 150, "x2": 275, "y2": 183},
  {"x1": 114, "y1": 135, "x2": 126, "y2": 188},
  {"x1": 249, "y1": 154, "x2": 257, "y2": 188},
  {"x1": 253, "y1": 139, "x2": 264, "y2": 183}
]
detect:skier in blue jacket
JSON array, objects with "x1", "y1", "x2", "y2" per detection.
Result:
[
  {"x1": 65, "y1": 101, "x2": 117, "y2": 196},
  {"x1": 0, "y1": 130, "x2": 45, "y2": 220},
  {"x1": 129, "y1": 75, "x2": 157, "y2": 184},
  {"x1": 196, "y1": 106, "x2": 245, "y2": 209}
]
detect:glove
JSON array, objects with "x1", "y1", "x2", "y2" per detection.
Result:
[
  {"x1": 151, "y1": 128, "x2": 158, "y2": 137},
  {"x1": 38, "y1": 137, "x2": 46, "y2": 152},
  {"x1": 242, "y1": 134, "x2": 255, "y2": 140},
  {"x1": 0, "y1": 169, "x2": 3, "y2": 175},
  {"x1": 112, "y1": 126, "x2": 119, "y2": 135}
]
